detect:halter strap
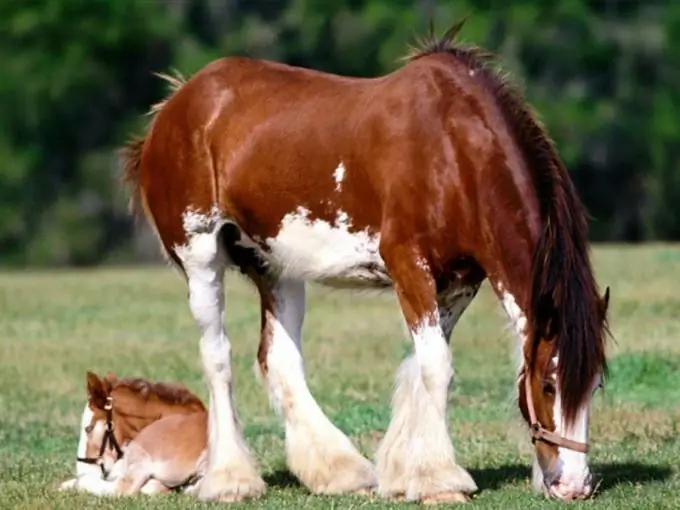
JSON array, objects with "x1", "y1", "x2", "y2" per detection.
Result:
[
  {"x1": 76, "y1": 396, "x2": 124, "y2": 475},
  {"x1": 524, "y1": 370, "x2": 589, "y2": 454}
]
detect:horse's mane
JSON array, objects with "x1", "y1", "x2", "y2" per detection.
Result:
[
  {"x1": 407, "y1": 19, "x2": 608, "y2": 425},
  {"x1": 113, "y1": 377, "x2": 206, "y2": 411}
]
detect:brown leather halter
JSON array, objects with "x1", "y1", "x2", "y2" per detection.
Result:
[
  {"x1": 523, "y1": 370, "x2": 589, "y2": 454},
  {"x1": 76, "y1": 396, "x2": 124, "y2": 476}
]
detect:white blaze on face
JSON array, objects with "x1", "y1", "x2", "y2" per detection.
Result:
[
  {"x1": 333, "y1": 162, "x2": 346, "y2": 192},
  {"x1": 76, "y1": 404, "x2": 100, "y2": 477},
  {"x1": 551, "y1": 360, "x2": 597, "y2": 495}
]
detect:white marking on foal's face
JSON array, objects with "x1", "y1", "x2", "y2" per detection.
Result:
[
  {"x1": 76, "y1": 404, "x2": 99, "y2": 477},
  {"x1": 264, "y1": 206, "x2": 388, "y2": 285},
  {"x1": 333, "y1": 162, "x2": 346, "y2": 192}
]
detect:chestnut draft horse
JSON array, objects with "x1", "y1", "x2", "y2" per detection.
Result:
[
  {"x1": 60, "y1": 371, "x2": 207, "y2": 495},
  {"x1": 120, "y1": 20, "x2": 610, "y2": 503}
]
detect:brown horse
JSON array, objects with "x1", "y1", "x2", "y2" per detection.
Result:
[
  {"x1": 59, "y1": 371, "x2": 207, "y2": 495},
  {"x1": 120, "y1": 20, "x2": 610, "y2": 503}
]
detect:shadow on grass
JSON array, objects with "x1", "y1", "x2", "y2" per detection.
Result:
[
  {"x1": 264, "y1": 469, "x2": 302, "y2": 489},
  {"x1": 470, "y1": 464, "x2": 530, "y2": 491},
  {"x1": 594, "y1": 462, "x2": 673, "y2": 492},
  {"x1": 470, "y1": 462, "x2": 672, "y2": 494}
]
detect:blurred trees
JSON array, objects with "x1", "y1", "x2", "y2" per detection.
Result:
[{"x1": 0, "y1": 0, "x2": 678, "y2": 266}]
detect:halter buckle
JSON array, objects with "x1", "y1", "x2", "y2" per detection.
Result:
[{"x1": 523, "y1": 366, "x2": 589, "y2": 453}]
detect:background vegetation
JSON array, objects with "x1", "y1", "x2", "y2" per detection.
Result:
[{"x1": 1, "y1": 0, "x2": 679, "y2": 266}]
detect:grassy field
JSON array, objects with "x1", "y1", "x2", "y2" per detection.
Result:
[{"x1": 1, "y1": 244, "x2": 679, "y2": 509}]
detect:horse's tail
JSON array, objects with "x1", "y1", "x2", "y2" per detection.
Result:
[
  {"x1": 119, "y1": 70, "x2": 188, "y2": 244},
  {"x1": 119, "y1": 136, "x2": 146, "y2": 218}
]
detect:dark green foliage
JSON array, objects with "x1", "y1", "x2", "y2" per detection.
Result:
[{"x1": 1, "y1": 0, "x2": 678, "y2": 266}]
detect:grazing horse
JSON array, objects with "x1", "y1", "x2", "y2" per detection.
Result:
[
  {"x1": 60, "y1": 371, "x2": 207, "y2": 495},
  {"x1": 120, "y1": 20, "x2": 610, "y2": 503}
]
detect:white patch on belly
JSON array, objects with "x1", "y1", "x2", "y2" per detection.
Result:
[
  {"x1": 265, "y1": 206, "x2": 389, "y2": 287},
  {"x1": 333, "y1": 162, "x2": 346, "y2": 192}
]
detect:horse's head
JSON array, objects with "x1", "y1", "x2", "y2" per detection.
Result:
[
  {"x1": 518, "y1": 287, "x2": 610, "y2": 501},
  {"x1": 78, "y1": 370, "x2": 125, "y2": 477}
]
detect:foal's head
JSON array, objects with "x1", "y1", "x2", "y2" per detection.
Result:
[
  {"x1": 78, "y1": 370, "x2": 207, "y2": 477},
  {"x1": 518, "y1": 287, "x2": 610, "y2": 500},
  {"x1": 80, "y1": 371, "x2": 124, "y2": 476}
]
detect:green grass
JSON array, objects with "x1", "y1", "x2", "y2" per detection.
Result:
[{"x1": 1, "y1": 244, "x2": 679, "y2": 509}]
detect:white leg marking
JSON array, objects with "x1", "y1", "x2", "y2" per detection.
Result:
[
  {"x1": 377, "y1": 309, "x2": 477, "y2": 500},
  {"x1": 500, "y1": 290, "x2": 528, "y2": 374},
  {"x1": 175, "y1": 225, "x2": 265, "y2": 501},
  {"x1": 76, "y1": 404, "x2": 99, "y2": 478},
  {"x1": 265, "y1": 279, "x2": 376, "y2": 494},
  {"x1": 499, "y1": 288, "x2": 546, "y2": 489},
  {"x1": 408, "y1": 315, "x2": 476, "y2": 499}
]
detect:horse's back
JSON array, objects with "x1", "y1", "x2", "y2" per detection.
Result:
[{"x1": 135, "y1": 54, "x2": 490, "y2": 284}]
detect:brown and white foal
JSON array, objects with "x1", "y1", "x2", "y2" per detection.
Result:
[
  {"x1": 59, "y1": 371, "x2": 207, "y2": 496},
  {"x1": 119, "y1": 20, "x2": 610, "y2": 503}
]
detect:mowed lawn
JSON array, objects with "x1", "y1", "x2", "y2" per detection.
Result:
[{"x1": 1, "y1": 245, "x2": 680, "y2": 509}]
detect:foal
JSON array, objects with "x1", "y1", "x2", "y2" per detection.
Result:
[
  {"x1": 121, "y1": 19, "x2": 609, "y2": 503},
  {"x1": 59, "y1": 371, "x2": 207, "y2": 496}
]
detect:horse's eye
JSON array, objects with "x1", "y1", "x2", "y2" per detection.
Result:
[
  {"x1": 84, "y1": 424, "x2": 94, "y2": 434},
  {"x1": 542, "y1": 380, "x2": 556, "y2": 396}
]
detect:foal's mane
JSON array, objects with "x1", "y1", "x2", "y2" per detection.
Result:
[
  {"x1": 407, "y1": 20, "x2": 608, "y2": 424},
  {"x1": 113, "y1": 377, "x2": 206, "y2": 411}
]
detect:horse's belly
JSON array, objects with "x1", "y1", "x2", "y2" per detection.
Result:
[{"x1": 261, "y1": 207, "x2": 391, "y2": 288}]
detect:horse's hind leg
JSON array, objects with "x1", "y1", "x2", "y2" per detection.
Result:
[
  {"x1": 253, "y1": 276, "x2": 377, "y2": 495},
  {"x1": 375, "y1": 240, "x2": 478, "y2": 503},
  {"x1": 174, "y1": 222, "x2": 265, "y2": 502}
]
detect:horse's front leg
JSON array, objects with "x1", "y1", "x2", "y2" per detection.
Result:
[
  {"x1": 175, "y1": 228, "x2": 265, "y2": 502},
  {"x1": 375, "y1": 240, "x2": 479, "y2": 503}
]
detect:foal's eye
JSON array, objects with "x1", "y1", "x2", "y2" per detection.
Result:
[{"x1": 84, "y1": 424, "x2": 94, "y2": 434}]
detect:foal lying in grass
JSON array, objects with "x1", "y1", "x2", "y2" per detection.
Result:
[{"x1": 59, "y1": 371, "x2": 208, "y2": 496}]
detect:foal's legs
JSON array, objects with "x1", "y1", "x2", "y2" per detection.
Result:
[
  {"x1": 175, "y1": 228, "x2": 265, "y2": 502},
  {"x1": 376, "y1": 242, "x2": 478, "y2": 502},
  {"x1": 254, "y1": 277, "x2": 377, "y2": 494}
]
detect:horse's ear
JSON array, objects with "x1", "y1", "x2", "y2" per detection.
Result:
[
  {"x1": 600, "y1": 286, "x2": 610, "y2": 317},
  {"x1": 86, "y1": 371, "x2": 108, "y2": 409}
]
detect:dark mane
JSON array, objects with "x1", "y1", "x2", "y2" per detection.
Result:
[
  {"x1": 407, "y1": 20, "x2": 608, "y2": 425},
  {"x1": 113, "y1": 377, "x2": 206, "y2": 411}
]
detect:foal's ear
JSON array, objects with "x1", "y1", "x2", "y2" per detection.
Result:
[
  {"x1": 104, "y1": 370, "x2": 118, "y2": 385},
  {"x1": 86, "y1": 371, "x2": 108, "y2": 409}
]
